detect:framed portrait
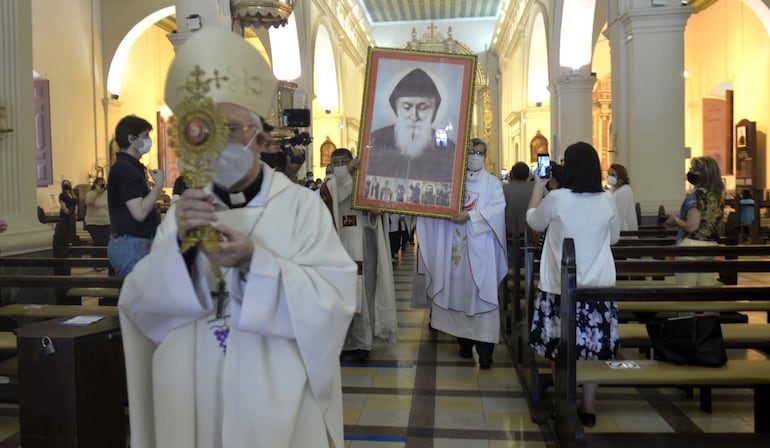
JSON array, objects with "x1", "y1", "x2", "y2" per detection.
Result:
[
  {"x1": 352, "y1": 47, "x2": 476, "y2": 219},
  {"x1": 736, "y1": 124, "x2": 747, "y2": 148}
]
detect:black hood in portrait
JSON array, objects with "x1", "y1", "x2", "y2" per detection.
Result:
[{"x1": 389, "y1": 68, "x2": 441, "y2": 118}]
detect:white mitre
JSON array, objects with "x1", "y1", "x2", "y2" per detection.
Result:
[{"x1": 164, "y1": 26, "x2": 277, "y2": 117}]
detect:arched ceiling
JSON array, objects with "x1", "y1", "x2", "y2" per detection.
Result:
[{"x1": 359, "y1": 0, "x2": 502, "y2": 53}]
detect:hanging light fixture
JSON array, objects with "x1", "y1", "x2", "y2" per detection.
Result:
[{"x1": 231, "y1": 0, "x2": 300, "y2": 29}]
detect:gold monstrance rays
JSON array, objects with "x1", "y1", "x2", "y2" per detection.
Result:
[{"x1": 168, "y1": 65, "x2": 229, "y2": 253}]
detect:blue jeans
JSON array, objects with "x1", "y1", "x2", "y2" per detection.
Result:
[{"x1": 108, "y1": 235, "x2": 152, "y2": 277}]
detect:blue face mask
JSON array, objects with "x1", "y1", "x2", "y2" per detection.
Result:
[{"x1": 137, "y1": 137, "x2": 152, "y2": 155}]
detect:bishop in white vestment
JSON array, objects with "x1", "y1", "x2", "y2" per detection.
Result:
[{"x1": 118, "y1": 27, "x2": 357, "y2": 448}]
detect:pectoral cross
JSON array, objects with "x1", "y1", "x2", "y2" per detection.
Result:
[{"x1": 213, "y1": 278, "x2": 228, "y2": 319}]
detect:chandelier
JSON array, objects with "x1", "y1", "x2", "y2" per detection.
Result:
[{"x1": 231, "y1": 1, "x2": 299, "y2": 29}]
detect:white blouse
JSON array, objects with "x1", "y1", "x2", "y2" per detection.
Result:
[{"x1": 526, "y1": 188, "x2": 620, "y2": 294}]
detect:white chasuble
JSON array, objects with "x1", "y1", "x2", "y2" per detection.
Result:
[
  {"x1": 119, "y1": 167, "x2": 357, "y2": 448},
  {"x1": 415, "y1": 169, "x2": 508, "y2": 343}
]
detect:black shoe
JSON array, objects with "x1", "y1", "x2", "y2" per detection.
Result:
[
  {"x1": 352, "y1": 349, "x2": 369, "y2": 362},
  {"x1": 577, "y1": 410, "x2": 596, "y2": 427},
  {"x1": 479, "y1": 355, "x2": 492, "y2": 369},
  {"x1": 458, "y1": 347, "x2": 473, "y2": 359}
]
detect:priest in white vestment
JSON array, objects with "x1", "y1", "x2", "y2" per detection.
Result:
[
  {"x1": 320, "y1": 148, "x2": 398, "y2": 362},
  {"x1": 413, "y1": 138, "x2": 507, "y2": 369},
  {"x1": 118, "y1": 27, "x2": 357, "y2": 448}
]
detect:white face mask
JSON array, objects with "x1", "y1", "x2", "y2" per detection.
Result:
[
  {"x1": 607, "y1": 175, "x2": 617, "y2": 186},
  {"x1": 213, "y1": 132, "x2": 257, "y2": 189},
  {"x1": 333, "y1": 166, "x2": 349, "y2": 178},
  {"x1": 137, "y1": 137, "x2": 152, "y2": 155},
  {"x1": 466, "y1": 154, "x2": 485, "y2": 172}
]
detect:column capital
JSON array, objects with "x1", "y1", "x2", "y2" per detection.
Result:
[
  {"x1": 620, "y1": 5, "x2": 692, "y2": 36},
  {"x1": 554, "y1": 73, "x2": 596, "y2": 93}
]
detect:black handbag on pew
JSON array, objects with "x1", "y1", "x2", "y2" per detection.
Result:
[{"x1": 645, "y1": 314, "x2": 728, "y2": 367}]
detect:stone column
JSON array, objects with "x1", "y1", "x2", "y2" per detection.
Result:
[
  {"x1": 0, "y1": 0, "x2": 53, "y2": 255},
  {"x1": 553, "y1": 72, "x2": 596, "y2": 159},
  {"x1": 606, "y1": 3, "x2": 692, "y2": 214}
]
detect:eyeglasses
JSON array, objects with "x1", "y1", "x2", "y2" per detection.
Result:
[
  {"x1": 226, "y1": 124, "x2": 256, "y2": 139},
  {"x1": 468, "y1": 150, "x2": 486, "y2": 156},
  {"x1": 331, "y1": 158, "x2": 351, "y2": 167}
]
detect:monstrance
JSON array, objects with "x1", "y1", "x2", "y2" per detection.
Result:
[{"x1": 168, "y1": 65, "x2": 229, "y2": 253}]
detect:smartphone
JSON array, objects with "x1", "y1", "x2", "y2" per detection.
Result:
[{"x1": 537, "y1": 154, "x2": 550, "y2": 178}]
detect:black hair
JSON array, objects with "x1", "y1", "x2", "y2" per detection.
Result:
[
  {"x1": 115, "y1": 115, "x2": 152, "y2": 150},
  {"x1": 559, "y1": 142, "x2": 603, "y2": 193},
  {"x1": 511, "y1": 162, "x2": 530, "y2": 181},
  {"x1": 470, "y1": 138, "x2": 487, "y2": 153},
  {"x1": 742, "y1": 189, "x2": 753, "y2": 200},
  {"x1": 331, "y1": 148, "x2": 353, "y2": 160}
]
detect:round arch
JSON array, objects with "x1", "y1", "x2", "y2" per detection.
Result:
[
  {"x1": 106, "y1": 6, "x2": 176, "y2": 96},
  {"x1": 310, "y1": 18, "x2": 343, "y2": 175},
  {"x1": 523, "y1": 7, "x2": 552, "y2": 164}
]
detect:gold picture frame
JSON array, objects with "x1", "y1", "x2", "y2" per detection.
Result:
[{"x1": 352, "y1": 47, "x2": 476, "y2": 219}]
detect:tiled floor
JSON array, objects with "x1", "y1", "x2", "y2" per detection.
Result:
[
  {"x1": 342, "y1": 246, "x2": 769, "y2": 447},
  {"x1": 342, "y1": 246, "x2": 549, "y2": 448}
]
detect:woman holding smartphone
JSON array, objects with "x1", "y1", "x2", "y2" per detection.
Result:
[
  {"x1": 85, "y1": 177, "x2": 111, "y2": 246},
  {"x1": 526, "y1": 142, "x2": 620, "y2": 427}
]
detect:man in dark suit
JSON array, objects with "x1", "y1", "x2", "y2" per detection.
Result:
[{"x1": 367, "y1": 68, "x2": 456, "y2": 184}]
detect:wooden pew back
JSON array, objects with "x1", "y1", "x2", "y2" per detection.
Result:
[{"x1": 554, "y1": 239, "x2": 770, "y2": 448}]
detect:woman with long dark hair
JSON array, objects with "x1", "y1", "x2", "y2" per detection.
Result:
[{"x1": 526, "y1": 142, "x2": 620, "y2": 427}]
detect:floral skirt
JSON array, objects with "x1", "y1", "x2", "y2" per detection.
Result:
[{"x1": 529, "y1": 289, "x2": 619, "y2": 360}]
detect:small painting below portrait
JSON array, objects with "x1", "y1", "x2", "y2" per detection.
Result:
[{"x1": 353, "y1": 47, "x2": 476, "y2": 219}]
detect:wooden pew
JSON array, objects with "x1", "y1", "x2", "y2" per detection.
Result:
[
  {"x1": 0, "y1": 275, "x2": 122, "y2": 306},
  {"x1": 0, "y1": 256, "x2": 117, "y2": 303},
  {"x1": 553, "y1": 239, "x2": 770, "y2": 448},
  {"x1": 0, "y1": 275, "x2": 122, "y2": 289},
  {"x1": 0, "y1": 256, "x2": 112, "y2": 272},
  {"x1": 500, "y1": 233, "x2": 525, "y2": 341},
  {"x1": 516, "y1": 242, "x2": 770, "y2": 424},
  {"x1": 66, "y1": 245, "x2": 108, "y2": 258},
  {"x1": 0, "y1": 304, "x2": 117, "y2": 319}
]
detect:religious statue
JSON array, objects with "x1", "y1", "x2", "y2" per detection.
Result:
[{"x1": 530, "y1": 130, "x2": 549, "y2": 163}]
